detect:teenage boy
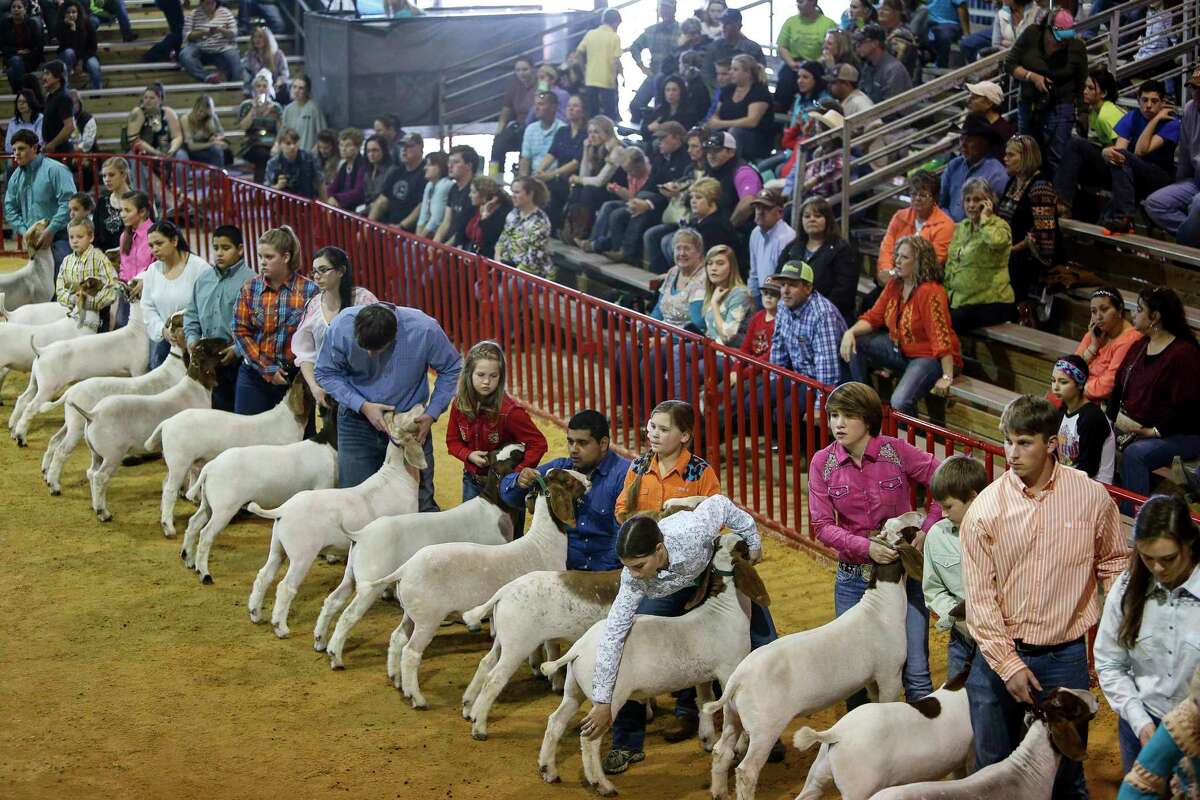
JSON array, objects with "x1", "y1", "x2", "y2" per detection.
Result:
[
  {"x1": 183, "y1": 225, "x2": 252, "y2": 411},
  {"x1": 961, "y1": 395, "x2": 1128, "y2": 798},
  {"x1": 55, "y1": 217, "x2": 119, "y2": 327},
  {"x1": 922, "y1": 454, "x2": 990, "y2": 681},
  {"x1": 264, "y1": 127, "x2": 322, "y2": 199}
]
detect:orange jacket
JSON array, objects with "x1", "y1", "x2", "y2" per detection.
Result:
[{"x1": 877, "y1": 206, "x2": 956, "y2": 281}]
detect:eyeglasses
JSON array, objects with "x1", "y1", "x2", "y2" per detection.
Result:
[
  {"x1": 910, "y1": 190, "x2": 934, "y2": 200},
  {"x1": 313, "y1": 266, "x2": 340, "y2": 275}
]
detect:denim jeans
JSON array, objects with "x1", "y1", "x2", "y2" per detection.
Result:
[
  {"x1": 610, "y1": 585, "x2": 778, "y2": 752},
  {"x1": 178, "y1": 45, "x2": 245, "y2": 84},
  {"x1": 143, "y1": 0, "x2": 183, "y2": 62},
  {"x1": 584, "y1": 86, "x2": 619, "y2": 121},
  {"x1": 336, "y1": 404, "x2": 439, "y2": 512},
  {"x1": 1017, "y1": 101, "x2": 1075, "y2": 175},
  {"x1": 958, "y1": 28, "x2": 992, "y2": 62},
  {"x1": 834, "y1": 564, "x2": 932, "y2": 706},
  {"x1": 927, "y1": 22, "x2": 962, "y2": 67},
  {"x1": 643, "y1": 222, "x2": 678, "y2": 274},
  {"x1": 947, "y1": 627, "x2": 976, "y2": 683},
  {"x1": 1054, "y1": 136, "x2": 1108, "y2": 209},
  {"x1": 91, "y1": 0, "x2": 133, "y2": 37},
  {"x1": 149, "y1": 338, "x2": 172, "y2": 370},
  {"x1": 211, "y1": 359, "x2": 240, "y2": 412},
  {"x1": 1144, "y1": 178, "x2": 1200, "y2": 236},
  {"x1": 1118, "y1": 434, "x2": 1200, "y2": 498},
  {"x1": 5, "y1": 54, "x2": 30, "y2": 93},
  {"x1": 589, "y1": 200, "x2": 625, "y2": 252},
  {"x1": 1179, "y1": 200, "x2": 1200, "y2": 247},
  {"x1": 234, "y1": 362, "x2": 289, "y2": 415},
  {"x1": 239, "y1": 0, "x2": 286, "y2": 32},
  {"x1": 1108, "y1": 150, "x2": 1172, "y2": 219},
  {"x1": 848, "y1": 330, "x2": 943, "y2": 415},
  {"x1": 629, "y1": 73, "x2": 663, "y2": 124},
  {"x1": 966, "y1": 637, "x2": 1090, "y2": 799},
  {"x1": 60, "y1": 48, "x2": 103, "y2": 89},
  {"x1": 1117, "y1": 712, "x2": 1161, "y2": 774}
]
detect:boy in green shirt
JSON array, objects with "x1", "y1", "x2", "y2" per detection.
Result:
[{"x1": 923, "y1": 454, "x2": 990, "y2": 682}]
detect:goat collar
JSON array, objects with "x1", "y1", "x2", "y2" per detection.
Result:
[
  {"x1": 531, "y1": 473, "x2": 550, "y2": 496},
  {"x1": 167, "y1": 350, "x2": 183, "y2": 360},
  {"x1": 713, "y1": 566, "x2": 735, "y2": 576}
]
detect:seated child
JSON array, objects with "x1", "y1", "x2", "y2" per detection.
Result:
[{"x1": 1050, "y1": 354, "x2": 1116, "y2": 484}]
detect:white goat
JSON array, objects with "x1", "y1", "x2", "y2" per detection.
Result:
[
  {"x1": 0, "y1": 245, "x2": 55, "y2": 312},
  {"x1": 146, "y1": 377, "x2": 310, "y2": 538},
  {"x1": 460, "y1": 568, "x2": 621, "y2": 741},
  {"x1": 39, "y1": 314, "x2": 187, "y2": 495},
  {"x1": 0, "y1": 309, "x2": 101, "y2": 405},
  {"x1": 181, "y1": 433, "x2": 338, "y2": 585},
  {"x1": 868, "y1": 687, "x2": 1099, "y2": 800},
  {"x1": 246, "y1": 405, "x2": 427, "y2": 639},
  {"x1": 537, "y1": 534, "x2": 770, "y2": 795},
  {"x1": 73, "y1": 338, "x2": 231, "y2": 523},
  {"x1": 368, "y1": 468, "x2": 589, "y2": 710},
  {"x1": 0, "y1": 295, "x2": 68, "y2": 325},
  {"x1": 793, "y1": 675, "x2": 974, "y2": 800},
  {"x1": 706, "y1": 511, "x2": 926, "y2": 800},
  {"x1": 314, "y1": 443, "x2": 526, "y2": 664},
  {"x1": 9, "y1": 299, "x2": 150, "y2": 444}
]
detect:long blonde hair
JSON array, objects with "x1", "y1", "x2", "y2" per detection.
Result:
[
  {"x1": 454, "y1": 340, "x2": 507, "y2": 419},
  {"x1": 252, "y1": 24, "x2": 279, "y2": 66},
  {"x1": 703, "y1": 244, "x2": 745, "y2": 310}
]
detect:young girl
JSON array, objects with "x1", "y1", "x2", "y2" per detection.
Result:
[
  {"x1": 1051, "y1": 354, "x2": 1116, "y2": 484},
  {"x1": 446, "y1": 340, "x2": 548, "y2": 509},
  {"x1": 231, "y1": 225, "x2": 318, "y2": 415},
  {"x1": 615, "y1": 400, "x2": 720, "y2": 522},
  {"x1": 117, "y1": 190, "x2": 153, "y2": 282},
  {"x1": 68, "y1": 192, "x2": 94, "y2": 226}
]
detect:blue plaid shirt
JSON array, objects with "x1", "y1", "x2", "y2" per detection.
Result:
[
  {"x1": 521, "y1": 118, "x2": 566, "y2": 167},
  {"x1": 769, "y1": 289, "x2": 846, "y2": 390}
]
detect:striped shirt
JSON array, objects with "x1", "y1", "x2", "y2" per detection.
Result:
[
  {"x1": 182, "y1": 5, "x2": 237, "y2": 53},
  {"x1": 232, "y1": 271, "x2": 318, "y2": 378},
  {"x1": 961, "y1": 463, "x2": 1129, "y2": 681},
  {"x1": 56, "y1": 245, "x2": 119, "y2": 311}
]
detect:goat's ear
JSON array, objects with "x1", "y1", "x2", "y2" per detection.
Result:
[
  {"x1": 286, "y1": 376, "x2": 308, "y2": 417},
  {"x1": 895, "y1": 541, "x2": 924, "y2": 581},
  {"x1": 525, "y1": 488, "x2": 538, "y2": 517},
  {"x1": 403, "y1": 438, "x2": 427, "y2": 471},
  {"x1": 546, "y1": 479, "x2": 577, "y2": 527},
  {"x1": 732, "y1": 549, "x2": 771, "y2": 607},
  {"x1": 1046, "y1": 715, "x2": 1089, "y2": 762},
  {"x1": 899, "y1": 525, "x2": 921, "y2": 544}
]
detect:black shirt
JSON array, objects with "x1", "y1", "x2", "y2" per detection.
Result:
[
  {"x1": 93, "y1": 191, "x2": 123, "y2": 252},
  {"x1": 42, "y1": 86, "x2": 74, "y2": 153},
  {"x1": 547, "y1": 124, "x2": 587, "y2": 169},
  {"x1": 380, "y1": 159, "x2": 426, "y2": 225},
  {"x1": 446, "y1": 180, "x2": 474, "y2": 244},
  {"x1": 717, "y1": 82, "x2": 773, "y2": 137}
]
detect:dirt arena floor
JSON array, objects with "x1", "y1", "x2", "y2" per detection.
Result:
[{"x1": 0, "y1": 259, "x2": 1125, "y2": 799}]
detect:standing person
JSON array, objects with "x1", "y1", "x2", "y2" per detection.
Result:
[
  {"x1": 116, "y1": 190, "x2": 153, "y2": 282},
  {"x1": 231, "y1": 225, "x2": 318, "y2": 415},
  {"x1": 55, "y1": 217, "x2": 118, "y2": 326},
  {"x1": 1118, "y1": 670, "x2": 1200, "y2": 799},
  {"x1": 628, "y1": 0, "x2": 680, "y2": 125},
  {"x1": 93, "y1": 156, "x2": 131, "y2": 255},
  {"x1": 280, "y1": 74, "x2": 326, "y2": 152},
  {"x1": 961, "y1": 394, "x2": 1128, "y2": 799},
  {"x1": 183, "y1": 225, "x2": 251, "y2": 411},
  {"x1": 1095, "y1": 494, "x2": 1200, "y2": 774},
  {"x1": 488, "y1": 56, "x2": 537, "y2": 177},
  {"x1": 808, "y1": 380, "x2": 941, "y2": 706},
  {"x1": 576, "y1": 9, "x2": 623, "y2": 120},
  {"x1": 1005, "y1": 9, "x2": 1087, "y2": 174},
  {"x1": 264, "y1": 127, "x2": 321, "y2": 198},
  {"x1": 291, "y1": 246, "x2": 377, "y2": 411},
  {"x1": 1050, "y1": 354, "x2": 1116, "y2": 483},
  {"x1": 501, "y1": 410, "x2": 632, "y2": 571},
  {"x1": 1069, "y1": 286, "x2": 1143, "y2": 405},
  {"x1": 56, "y1": 1, "x2": 101, "y2": 90},
  {"x1": 3, "y1": 129, "x2": 75, "y2": 270},
  {"x1": 0, "y1": 0, "x2": 44, "y2": 94},
  {"x1": 178, "y1": 0, "x2": 243, "y2": 85},
  {"x1": 944, "y1": 178, "x2": 1014, "y2": 332},
  {"x1": 496, "y1": 176, "x2": 555, "y2": 279},
  {"x1": 142, "y1": 0, "x2": 184, "y2": 63},
  {"x1": 775, "y1": 0, "x2": 838, "y2": 113},
  {"x1": 747, "y1": 188, "x2": 795, "y2": 309},
  {"x1": 39, "y1": 60, "x2": 75, "y2": 155},
  {"x1": 996, "y1": 133, "x2": 1058, "y2": 310},
  {"x1": 314, "y1": 302, "x2": 463, "y2": 512},
  {"x1": 924, "y1": 0, "x2": 968, "y2": 67},
  {"x1": 141, "y1": 220, "x2": 211, "y2": 368},
  {"x1": 445, "y1": 340, "x2": 548, "y2": 518}
]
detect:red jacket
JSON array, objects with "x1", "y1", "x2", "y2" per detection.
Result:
[
  {"x1": 733, "y1": 309, "x2": 775, "y2": 379},
  {"x1": 446, "y1": 394, "x2": 548, "y2": 476}
]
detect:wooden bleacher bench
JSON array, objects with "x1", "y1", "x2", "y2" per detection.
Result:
[
  {"x1": 1062, "y1": 284, "x2": 1200, "y2": 333},
  {"x1": 547, "y1": 240, "x2": 660, "y2": 309},
  {"x1": 948, "y1": 375, "x2": 1019, "y2": 415},
  {"x1": 975, "y1": 323, "x2": 1078, "y2": 361}
]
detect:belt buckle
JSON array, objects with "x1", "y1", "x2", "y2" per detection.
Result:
[{"x1": 861, "y1": 563, "x2": 875, "y2": 582}]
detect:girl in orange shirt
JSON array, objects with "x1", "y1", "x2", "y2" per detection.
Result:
[{"x1": 615, "y1": 399, "x2": 719, "y2": 523}]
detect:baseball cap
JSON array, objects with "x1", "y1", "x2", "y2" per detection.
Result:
[
  {"x1": 830, "y1": 63, "x2": 860, "y2": 84},
  {"x1": 400, "y1": 132, "x2": 423, "y2": 147},
  {"x1": 703, "y1": 130, "x2": 738, "y2": 150},
  {"x1": 855, "y1": 22, "x2": 887, "y2": 43},
  {"x1": 719, "y1": 8, "x2": 742, "y2": 23},
  {"x1": 760, "y1": 278, "x2": 782, "y2": 297},
  {"x1": 772, "y1": 260, "x2": 815, "y2": 283},
  {"x1": 749, "y1": 187, "x2": 787, "y2": 209},
  {"x1": 653, "y1": 120, "x2": 687, "y2": 139},
  {"x1": 1050, "y1": 9, "x2": 1075, "y2": 40},
  {"x1": 965, "y1": 80, "x2": 1003, "y2": 108},
  {"x1": 1187, "y1": 66, "x2": 1200, "y2": 88}
]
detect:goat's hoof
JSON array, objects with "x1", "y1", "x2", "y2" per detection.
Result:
[
  {"x1": 465, "y1": 623, "x2": 481, "y2": 633},
  {"x1": 471, "y1": 731, "x2": 487, "y2": 741},
  {"x1": 313, "y1": 638, "x2": 326, "y2": 652},
  {"x1": 248, "y1": 609, "x2": 262, "y2": 624},
  {"x1": 201, "y1": 574, "x2": 213, "y2": 585},
  {"x1": 410, "y1": 698, "x2": 428, "y2": 710},
  {"x1": 539, "y1": 766, "x2": 560, "y2": 784},
  {"x1": 49, "y1": 488, "x2": 60, "y2": 496},
  {"x1": 179, "y1": 549, "x2": 188, "y2": 561},
  {"x1": 272, "y1": 624, "x2": 290, "y2": 639},
  {"x1": 330, "y1": 661, "x2": 344, "y2": 671},
  {"x1": 15, "y1": 438, "x2": 25, "y2": 448},
  {"x1": 161, "y1": 525, "x2": 175, "y2": 538},
  {"x1": 96, "y1": 511, "x2": 112, "y2": 523},
  {"x1": 597, "y1": 785, "x2": 618, "y2": 797}
]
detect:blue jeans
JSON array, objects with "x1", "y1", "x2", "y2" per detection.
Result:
[
  {"x1": 610, "y1": 585, "x2": 778, "y2": 752},
  {"x1": 958, "y1": 28, "x2": 992, "y2": 63},
  {"x1": 149, "y1": 338, "x2": 172, "y2": 369},
  {"x1": 335, "y1": 404, "x2": 439, "y2": 512},
  {"x1": 143, "y1": 0, "x2": 183, "y2": 62},
  {"x1": 178, "y1": 45, "x2": 245, "y2": 84},
  {"x1": 927, "y1": 22, "x2": 962, "y2": 67},
  {"x1": 1118, "y1": 712, "x2": 1161, "y2": 774},
  {"x1": 5, "y1": 54, "x2": 30, "y2": 93},
  {"x1": 60, "y1": 48, "x2": 102, "y2": 89},
  {"x1": 629, "y1": 73, "x2": 663, "y2": 124},
  {"x1": 1107, "y1": 150, "x2": 1172, "y2": 219},
  {"x1": 239, "y1": 0, "x2": 286, "y2": 32},
  {"x1": 90, "y1": 0, "x2": 133, "y2": 38},
  {"x1": 1180, "y1": 201, "x2": 1200, "y2": 247},
  {"x1": 966, "y1": 637, "x2": 1090, "y2": 799},
  {"x1": 1017, "y1": 101, "x2": 1075, "y2": 175},
  {"x1": 234, "y1": 361, "x2": 289, "y2": 415},
  {"x1": 947, "y1": 627, "x2": 976, "y2": 683},
  {"x1": 643, "y1": 222, "x2": 678, "y2": 274},
  {"x1": 212, "y1": 359, "x2": 240, "y2": 412},
  {"x1": 849, "y1": 330, "x2": 943, "y2": 415},
  {"x1": 589, "y1": 200, "x2": 625, "y2": 252},
  {"x1": 1118, "y1": 434, "x2": 1200, "y2": 498},
  {"x1": 1144, "y1": 178, "x2": 1200, "y2": 236},
  {"x1": 834, "y1": 564, "x2": 932, "y2": 706}
]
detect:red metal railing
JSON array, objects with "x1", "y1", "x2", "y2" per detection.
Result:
[{"x1": 1, "y1": 153, "x2": 1153, "y2": 552}]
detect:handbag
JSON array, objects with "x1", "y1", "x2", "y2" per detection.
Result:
[{"x1": 559, "y1": 196, "x2": 593, "y2": 248}]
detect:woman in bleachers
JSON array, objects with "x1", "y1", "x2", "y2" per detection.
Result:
[
  {"x1": 69, "y1": 90, "x2": 96, "y2": 156},
  {"x1": 820, "y1": 29, "x2": 860, "y2": 73},
  {"x1": 242, "y1": 24, "x2": 290, "y2": 105},
  {"x1": 180, "y1": 94, "x2": 228, "y2": 168},
  {"x1": 5, "y1": 89, "x2": 42, "y2": 153},
  {"x1": 641, "y1": 75, "x2": 701, "y2": 142},
  {"x1": 996, "y1": 133, "x2": 1059, "y2": 314},
  {"x1": 125, "y1": 83, "x2": 182, "y2": 161},
  {"x1": 325, "y1": 127, "x2": 364, "y2": 210},
  {"x1": 707, "y1": 54, "x2": 774, "y2": 162},
  {"x1": 1108, "y1": 286, "x2": 1200, "y2": 498},
  {"x1": 414, "y1": 151, "x2": 452, "y2": 239},
  {"x1": 581, "y1": 146, "x2": 649, "y2": 255},
  {"x1": 56, "y1": 1, "x2": 101, "y2": 90},
  {"x1": 876, "y1": 170, "x2": 955, "y2": 282},
  {"x1": 237, "y1": 70, "x2": 283, "y2": 184},
  {"x1": 540, "y1": 94, "x2": 587, "y2": 232},
  {"x1": 463, "y1": 176, "x2": 512, "y2": 260},
  {"x1": 877, "y1": 0, "x2": 920, "y2": 81},
  {"x1": 699, "y1": 0, "x2": 727, "y2": 39},
  {"x1": 561, "y1": 114, "x2": 620, "y2": 246},
  {"x1": 840, "y1": 0, "x2": 878, "y2": 31},
  {"x1": 313, "y1": 129, "x2": 338, "y2": 187},
  {"x1": 840, "y1": 235, "x2": 961, "y2": 414},
  {"x1": 698, "y1": 244, "x2": 752, "y2": 346},
  {"x1": 355, "y1": 133, "x2": 396, "y2": 216},
  {"x1": 1071, "y1": 286, "x2": 1144, "y2": 403},
  {"x1": 780, "y1": 196, "x2": 859, "y2": 325},
  {"x1": 496, "y1": 176, "x2": 554, "y2": 279},
  {"x1": 681, "y1": 176, "x2": 738, "y2": 255},
  {"x1": 944, "y1": 177, "x2": 1015, "y2": 331}
]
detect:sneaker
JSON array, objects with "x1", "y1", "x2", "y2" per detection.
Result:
[
  {"x1": 601, "y1": 749, "x2": 645, "y2": 775},
  {"x1": 205, "y1": 73, "x2": 222, "y2": 85},
  {"x1": 661, "y1": 715, "x2": 699, "y2": 743}
]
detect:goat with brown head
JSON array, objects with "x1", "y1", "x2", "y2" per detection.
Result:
[
  {"x1": 524, "y1": 468, "x2": 588, "y2": 530},
  {"x1": 186, "y1": 338, "x2": 234, "y2": 389},
  {"x1": 686, "y1": 536, "x2": 771, "y2": 610},
  {"x1": 1032, "y1": 687, "x2": 1099, "y2": 762}
]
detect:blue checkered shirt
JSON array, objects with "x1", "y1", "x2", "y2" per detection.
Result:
[{"x1": 769, "y1": 289, "x2": 846, "y2": 390}]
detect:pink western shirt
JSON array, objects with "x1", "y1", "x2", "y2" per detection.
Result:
[{"x1": 808, "y1": 434, "x2": 943, "y2": 563}]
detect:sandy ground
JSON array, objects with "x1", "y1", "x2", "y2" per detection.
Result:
[{"x1": 0, "y1": 258, "x2": 1125, "y2": 799}]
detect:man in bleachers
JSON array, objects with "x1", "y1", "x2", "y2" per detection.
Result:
[
  {"x1": 0, "y1": 0, "x2": 44, "y2": 93},
  {"x1": 774, "y1": 0, "x2": 837, "y2": 113},
  {"x1": 701, "y1": 8, "x2": 765, "y2": 91},
  {"x1": 1144, "y1": 67, "x2": 1200, "y2": 247},
  {"x1": 665, "y1": 16, "x2": 709, "y2": 78},
  {"x1": 926, "y1": 0, "x2": 969, "y2": 68},
  {"x1": 39, "y1": 60, "x2": 75, "y2": 155},
  {"x1": 576, "y1": 9, "x2": 624, "y2": 120},
  {"x1": 855, "y1": 23, "x2": 912, "y2": 105},
  {"x1": 965, "y1": 81, "x2": 1014, "y2": 160},
  {"x1": 703, "y1": 57, "x2": 733, "y2": 122},
  {"x1": 827, "y1": 63, "x2": 875, "y2": 122},
  {"x1": 518, "y1": 92, "x2": 565, "y2": 179},
  {"x1": 264, "y1": 127, "x2": 321, "y2": 199},
  {"x1": 373, "y1": 114, "x2": 403, "y2": 164},
  {"x1": 747, "y1": 188, "x2": 795, "y2": 308},
  {"x1": 488, "y1": 56, "x2": 536, "y2": 177},
  {"x1": 376, "y1": 133, "x2": 427, "y2": 228},
  {"x1": 704, "y1": 130, "x2": 762, "y2": 229},
  {"x1": 178, "y1": 0, "x2": 244, "y2": 86},
  {"x1": 1055, "y1": 65, "x2": 1130, "y2": 220},
  {"x1": 434, "y1": 144, "x2": 479, "y2": 247},
  {"x1": 939, "y1": 115, "x2": 1008, "y2": 221},
  {"x1": 628, "y1": 0, "x2": 680, "y2": 125},
  {"x1": 280, "y1": 75, "x2": 327, "y2": 152}
]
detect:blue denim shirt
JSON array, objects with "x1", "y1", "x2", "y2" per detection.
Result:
[{"x1": 499, "y1": 449, "x2": 630, "y2": 571}]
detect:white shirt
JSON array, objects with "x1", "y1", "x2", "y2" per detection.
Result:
[
  {"x1": 1094, "y1": 564, "x2": 1200, "y2": 734},
  {"x1": 291, "y1": 287, "x2": 378, "y2": 366},
  {"x1": 748, "y1": 219, "x2": 796, "y2": 303},
  {"x1": 592, "y1": 495, "x2": 760, "y2": 704},
  {"x1": 141, "y1": 253, "x2": 211, "y2": 342}
]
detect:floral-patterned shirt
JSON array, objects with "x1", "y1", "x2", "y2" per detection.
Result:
[
  {"x1": 653, "y1": 265, "x2": 706, "y2": 328},
  {"x1": 496, "y1": 206, "x2": 555, "y2": 280}
]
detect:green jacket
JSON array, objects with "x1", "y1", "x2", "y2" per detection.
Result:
[
  {"x1": 3, "y1": 155, "x2": 75, "y2": 235},
  {"x1": 944, "y1": 214, "x2": 1014, "y2": 308}
]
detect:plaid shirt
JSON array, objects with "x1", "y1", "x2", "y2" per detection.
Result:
[
  {"x1": 769, "y1": 289, "x2": 846, "y2": 389},
  {"x1": 232, "y1": 271, "x2": 318, "y2": 378},
  {"x1": 631, "y1": 20, "x2": 681, "y2": 73},
  {"x1": 56, "y1": 245, "x2": 119, "y2": 311}
]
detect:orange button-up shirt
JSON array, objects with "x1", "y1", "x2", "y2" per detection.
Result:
[
  {"x1": 961, "y1": 462, "x2": 1129, "y2": 681},
  {"x1": 614, "y1": 448, "x2": 720, "y2": 522}
]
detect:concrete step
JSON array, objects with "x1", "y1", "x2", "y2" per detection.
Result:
[
  {"x1": 96, "y1": 55, "x2": 303, "y2": 88},
  {"x1": 43, "y1": 34, "x2": 298, "y2": 65},
  {"x1": 90, "y1": 102, "x2": 247, "y2": 142}
]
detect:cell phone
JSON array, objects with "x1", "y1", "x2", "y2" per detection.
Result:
[
  {"x1": 257, "y1": 94, "x2": 268, "y2": 105},
  {"x1": 1092, "y1": 323, "x2": 1104, "y2": 339}
]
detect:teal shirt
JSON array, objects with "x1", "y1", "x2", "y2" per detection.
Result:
[
  {"x1": 183, "y1": 258, "x2": 254, "y2": 346},
  {"x1": 1119, "y1": 698, "x2": 1199, "y2": 799},
  {"x1": 3, "y1": 155, "x2": 75, "y2": 235},
  {"x1": 922, "y1": 518, "x2": 968, "y2": 632},
  {"x1": 944, "y1": 214, "x2": 1014, "y2": 309}
]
